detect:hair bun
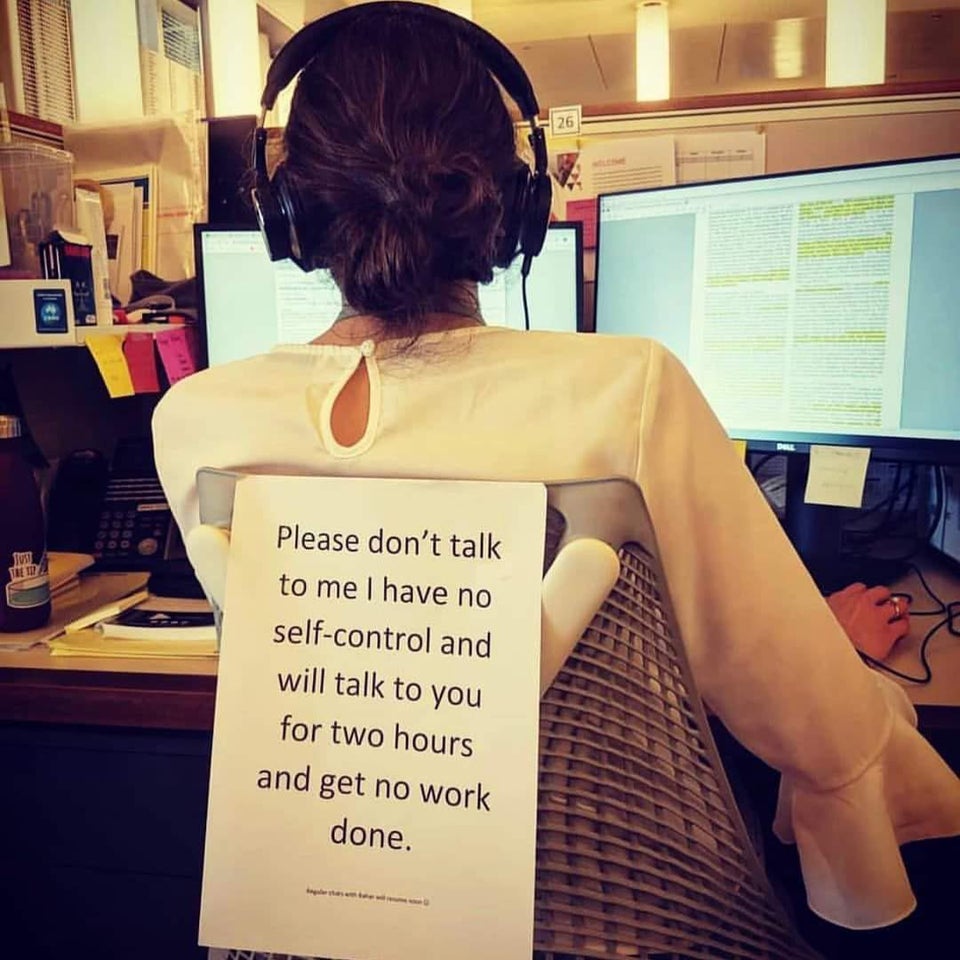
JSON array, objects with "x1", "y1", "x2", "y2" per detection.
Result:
[{"x1": 336, "y1": 201, "x2": 435, "y2": 321}]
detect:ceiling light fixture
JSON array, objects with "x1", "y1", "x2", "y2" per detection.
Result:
[
  {"x1": 773, "y1": 19, "x2": 805, "y2": 80},
  {"x1": 825, "y1": 0, "x2": 886, "y2": 87},
  {"x1": 635, "y1": 1, "x2": 670, "y2": 102}
]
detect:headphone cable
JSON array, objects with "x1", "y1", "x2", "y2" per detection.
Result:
[{"x1": 521, "y1": 253, "x2": 532, "y2": 331}]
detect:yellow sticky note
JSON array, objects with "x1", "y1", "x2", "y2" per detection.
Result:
[
  {"x1": 85, "y1": 334, "x2": 135, "y2": 398},
  {"x1": 804, "y1": 445, "x2": 871, "y2": 508},
  {"x1": 731, "y1": 439, "x2": 747, "y2": 461}
]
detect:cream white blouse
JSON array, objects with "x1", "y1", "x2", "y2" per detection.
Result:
[{"x1": 153, "y1": 325, "x2": 960, "y2": 929}]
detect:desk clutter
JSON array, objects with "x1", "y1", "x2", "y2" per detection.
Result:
[
  {"x1": 49, "y1": 592, "x2": 217, "y2": 659},
  {"x1": 1, "y1": 138, "x2": 203, "y2": 397},
  {"x1": 0, "y1": 552, "x2": 216, "y2": 658}
]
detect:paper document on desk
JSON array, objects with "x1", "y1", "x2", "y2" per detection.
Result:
[
  {"x1": 50, "y1": 627, "x2": 217, "y2": 658},
  {"x1": 51, "y1": 594, "x2": 216, "y2": 656}
]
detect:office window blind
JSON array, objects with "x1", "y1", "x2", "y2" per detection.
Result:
[
  {"x1": 161, "y1": 6, "x2": 200, "y2": 73},
  {"x1": 15, "y1": 0, "x2": 76, "y2": 123},
  {"x1": 139, "y1": 1, "x2": 202, "y2": 117}
]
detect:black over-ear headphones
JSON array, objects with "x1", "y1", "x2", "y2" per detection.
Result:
[{"x1": 251, "y1": 0, "x2": 552, "y2": 277}]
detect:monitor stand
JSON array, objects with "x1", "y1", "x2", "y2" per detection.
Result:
[{"x1": 783, "y1": 454, "x2": 908, "y2": 594}]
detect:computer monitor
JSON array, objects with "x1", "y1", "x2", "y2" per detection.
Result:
[
  {"x1": 195, "y1": 222, "x2": 583, "y2": 367},
  {"x1": 595, "y1": 154, "x2": 960, "y2": 588},
  {"x1": 596, "y1": 154, "x2": 960, "y2": 464},
  {"x1": 478, "y1": 221, "x2": 583, "y2": 332}
]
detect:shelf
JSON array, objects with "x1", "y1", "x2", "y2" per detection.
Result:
[{"x1": 75, "y1": 323, "x2": 188, "y2": 343}]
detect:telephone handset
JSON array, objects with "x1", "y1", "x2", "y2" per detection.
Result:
[{"x1": 47, "y1": 439, "x2": 179, "y2": 568}]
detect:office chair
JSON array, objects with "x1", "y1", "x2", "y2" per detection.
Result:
[{"x1": 198, "y1": 472, "x2": 819, "y2": 960}]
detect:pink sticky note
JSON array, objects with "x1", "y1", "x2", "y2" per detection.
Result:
[
  {"x1": 154, "y1": 327, "x2": 200, "y2": 385},
  {"x1": 122, "y1": 333, "x2": 161, "y2": 393},
  {"x1": 565, "y1": 198, "x2": 597, "y2": 249}
]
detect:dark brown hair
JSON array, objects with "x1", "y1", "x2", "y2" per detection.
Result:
[{"x1": 281, "y1": 9, "x2": 520, "y2": 332}]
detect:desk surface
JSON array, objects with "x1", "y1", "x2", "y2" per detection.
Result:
[
  {"x1": 1, "y1": 554, "x2": 959, "y2": 731},
  {"x1": 0, "y1": 572, "x2": 216, "y2": 730}
]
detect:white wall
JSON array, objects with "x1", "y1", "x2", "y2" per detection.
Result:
[
  {"x1": 303, "y1": 0, "x2": 348, "y2": 22},
  {"x1": 260, "y1": 0, "x2": 306, "y2": 29},
  {"x1": 205, "y1": 0, "x2": 262, "y2": 116},
  {"x1": 70, "y1": 0, "x2": 144, "y2": 121}
]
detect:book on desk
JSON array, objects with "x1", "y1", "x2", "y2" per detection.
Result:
[
  {"x1": 99, "y1": 602, "x2": 216, "y2": 641},
  {"x1": 50, "y1": 594, "x2": 217, "y2": 658}
]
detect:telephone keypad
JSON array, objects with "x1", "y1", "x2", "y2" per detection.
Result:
[{"x1": 93, "y1": 478, "x2": 171, "y2": 566}]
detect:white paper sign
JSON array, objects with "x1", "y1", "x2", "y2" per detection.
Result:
[
  {"x1": 200, "y1": 477, "x2": 546, "y2": 960},
  {"x1": 804, "y1": 444, "x2": 872, "y2": 508}
]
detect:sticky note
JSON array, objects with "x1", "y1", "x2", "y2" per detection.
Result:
[
  {"x1": 804, "y1": 445, "x2": 871, "y2": 508},
  {"x1": 731, "y1": 439, "x2": 747, "y2": 461},
  {"x1": 155, "y1": 326, "x2": 200, "y2": 385},
  {"x1": 122, "y1": 333, "x2": 160, "y2": 393},
  {"x1": 85, "y1": 334, "x2": 135, "y2": 398}
]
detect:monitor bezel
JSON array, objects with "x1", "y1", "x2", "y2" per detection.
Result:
[{"x1": 593, "y1": 152, "x2": 960, "y2": 465}]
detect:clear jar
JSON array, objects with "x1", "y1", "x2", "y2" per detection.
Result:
[{"x1": 0, "y1": 143, "x2": 76, "y2": 277}]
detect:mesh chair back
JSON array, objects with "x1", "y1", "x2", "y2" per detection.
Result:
[{"x1": 535, "y1": 506, "x2": 818, "y2": 959}]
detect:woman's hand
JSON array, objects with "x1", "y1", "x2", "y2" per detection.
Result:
[{"x1": 825, "y1": 582, "x2": 910, "y2": 660}]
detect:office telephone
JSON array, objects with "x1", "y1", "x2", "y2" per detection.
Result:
[{"x1": 47, "y1": 439, "x2": 179, "y2": 568}]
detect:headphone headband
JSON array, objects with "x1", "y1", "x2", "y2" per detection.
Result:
[
  {"x1": 253, "y1": 0, "x2": 551, "y2": 279},
  {"x1": 261, "y1": 1, "x2": 540, "y2": 121}
]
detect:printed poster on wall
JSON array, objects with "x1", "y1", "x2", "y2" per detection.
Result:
[
  {"x1": 200, "y1": 476, "x2": 546, "y2": 960},
  {"x1": 555, "y1": 135, "x2": 676, "y2": 247}
]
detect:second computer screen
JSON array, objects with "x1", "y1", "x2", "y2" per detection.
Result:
[{"x1": 198, "y1": 223, "x2": 582, "y2": 367}]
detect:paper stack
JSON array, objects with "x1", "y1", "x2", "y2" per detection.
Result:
[
  {"x1": 48, "y1": 552, "x2": 96, "y2": 600},
  {"x1": 50, "y1": 595, "x2": 217, "y2": 658}
]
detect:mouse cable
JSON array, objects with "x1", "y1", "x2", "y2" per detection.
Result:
[{"x1": 860, "y1": 615, "x2": 946, "y2": 685}]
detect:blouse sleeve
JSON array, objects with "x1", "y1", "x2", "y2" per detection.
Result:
[{"x1": 634, "y1": 342, "x2": 960, "y2": 929}]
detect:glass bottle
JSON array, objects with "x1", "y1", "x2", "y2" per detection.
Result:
[{"x1": 0, "y1": 414, "x2": 51, "y2": 631}]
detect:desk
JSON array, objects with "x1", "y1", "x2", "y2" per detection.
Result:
[
  {"x1": 0, "y1": 646, "x2": 217, "y2": 730},
  {"x1": 0, "y1": 570, "x2": 216, "y2": 731},
  {"x1": 0, "y1": 653, "x2": 214, "y2": 958},
  {"x1": 1, "y1": 555, "x2": 959, "y2": 732}
]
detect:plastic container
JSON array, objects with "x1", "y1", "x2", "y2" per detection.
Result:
[
  {"x1": 0, "y1": 143, "x2": 75, "y2": 277},
  {"x1": 0, "y1": 414, "x2": 51, "y2": 632}
]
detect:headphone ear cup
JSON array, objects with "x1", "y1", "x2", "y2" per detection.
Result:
[
  {"x1": 275, "y1": 166, "x2": 336, "y2": 272},
  {"x1": 274, "y1": 168, "x2": 309, "y2": 269},
  {"x1": 251, "y1": 163, "x2": 291, "y2": 262},
  {"x1": 495, "y1": 161, "x2": 531, "y2": 269}
]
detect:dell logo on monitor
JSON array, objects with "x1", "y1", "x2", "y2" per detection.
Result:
[{"x1": 776, "y1": 442, "x2": 797, "y2": 452}]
